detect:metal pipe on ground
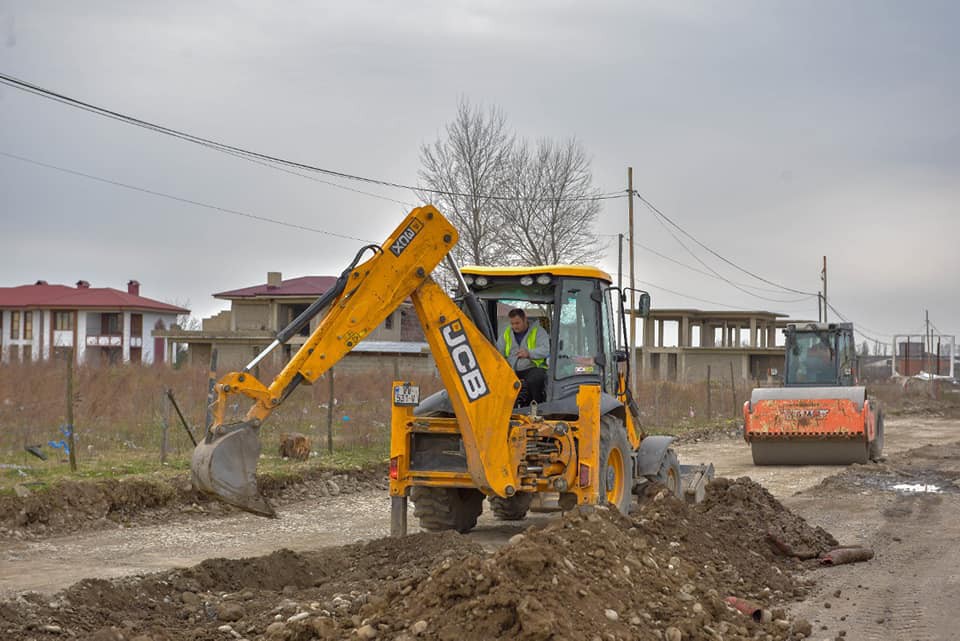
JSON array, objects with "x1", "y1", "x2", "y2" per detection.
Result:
[
  {"x1": 724, "y1": 597, "x2": 769, "y2": 622},
  {"x1": 821, "y1": 547, "x2": 874, "y2": 565}
]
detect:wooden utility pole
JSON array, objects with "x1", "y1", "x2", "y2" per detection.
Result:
[
  {"x1": 817, "y1": 293, "x2": 823, "y2": 323},
  {"x1": 821, "y1": 256, "x2": 828, "y2": 322},
  {"x1": 628, "y1": 167, "x2": 637, "y2": 392},
  {"x1": 66, "y1": 348, "x2": 77, "y2": 472},
  {"x1": 925, "y1": 309, "x2": 931, "y2": 373},
  {"x1": 617, "y1": 233, "x2": 624, "y2": 291}
]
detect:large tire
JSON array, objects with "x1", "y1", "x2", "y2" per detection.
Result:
[
  {"x1": 869, "y1": 408, "x2": 884, "y2": 461},
  {"x1": 489, "y1": 493, "x2": 534, "y2": 521},
  {"x1": 598, "y1": 416, "x2": 634, "y2": 515},
  {"x1": 410, "y1": 486, "x2": 484, "y2": 533},
  {"x1": 650, "y1": 448, "x2": 682, "y2": 497}
]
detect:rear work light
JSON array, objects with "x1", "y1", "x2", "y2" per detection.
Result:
[
  {"x1": 389, "y1": 456, "x2": 400, "y2": 480},
  {"x1": 579, "y1": 463, "x2": 591, "y2": 488}
]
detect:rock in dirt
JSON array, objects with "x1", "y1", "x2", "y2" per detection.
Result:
[
  {"x1": 90, "y1": 628, "x2": 126, "y2": 641},
  {"x1": 217, "y1": 602, "x2": 245, "y2": 622}
]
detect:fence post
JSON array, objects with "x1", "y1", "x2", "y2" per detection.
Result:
[
  {"x1": 204, "y1": 348, "x2": 218, "y2": 436},
  {"x1": 706, "y1": 365, "x2": 712, "y2": 419},
  {"x1": 160, "y1": 398, "x2": 169, "y2": 464},
  {"x1": 326, "y1": 367, "x2": 335, "y2": 454},
  {"x1": 66, "y1": 348, "x2": 78, "y2": 472},
  {"x1": 729, "y1": 361, "x2": 737, "y2": 419}
]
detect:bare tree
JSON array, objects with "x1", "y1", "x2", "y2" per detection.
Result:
[
  {"x1": 418, "y1": 99, "x2": 513, "y2": 267},
  {"x1": 500, "y1": 138, "x2": 603, "y2": 265}
]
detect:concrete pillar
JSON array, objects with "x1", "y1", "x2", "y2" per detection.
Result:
[
  {"x1": 642, "y1": 317, "x2": 654, "y2": 348},
  {"x1": 702, "y1": 323, "x2": 713, "y2": 347},
  {"x1": 749, "y1": 318, "x2": 758, "y2": 348},
  {"x1": 768, "y1": 325, "x2": 777, "y2": 347},
  {"x1": 122, "y1": 311, "x2": 131, "y2": 362},
  {"x1": 77, "y1": 312, "x2": 87, "y2": 364},
  {"x1": 657, "y1": 319, "x2": 665, "y2": 348},
  {"x1": 680, "y1": 316, "x2": 690, "y2": 348},
  {"x1": 742, "y1": 353, "x2": 750, "y2": 381}
]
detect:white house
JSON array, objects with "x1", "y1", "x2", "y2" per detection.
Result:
[{"x1": 0, "y1": 279, "x2": 188, "y2": 365}]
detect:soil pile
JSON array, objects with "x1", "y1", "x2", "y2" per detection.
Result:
[
  {"x1": 0, "y1": 466, "x2": 386, "y2": 540},
  {"x1": 699, "y1": 477, "x2": 838, "y2": 560},
  {"x1": 0, "y1": 479, "x2": 830, "y2": 641}
]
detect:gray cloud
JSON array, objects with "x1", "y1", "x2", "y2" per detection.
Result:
[{"x1": 1, "y1": 0, "x2": 957, "y2": 339}]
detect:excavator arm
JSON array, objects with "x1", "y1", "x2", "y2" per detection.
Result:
[{"x1": 191, "y1": 206, "x2": 520, "y2": 515}]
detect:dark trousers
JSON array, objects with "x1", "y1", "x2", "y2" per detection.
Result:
[{"x1": 516, "y1": 367, "x2": 547, "y2": 406}]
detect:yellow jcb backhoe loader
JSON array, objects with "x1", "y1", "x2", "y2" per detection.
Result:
[{"x1": 191, "y1": 205, "x2": 713, "y2": 534}]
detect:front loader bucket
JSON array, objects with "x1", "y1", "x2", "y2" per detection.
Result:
[{"x1": 191, "y1": 421, "x2": 276, "y2": 517}]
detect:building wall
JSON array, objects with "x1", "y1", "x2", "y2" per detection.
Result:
[{"x1": 232, "y1": 302, "x2": 271, "y2": 331}]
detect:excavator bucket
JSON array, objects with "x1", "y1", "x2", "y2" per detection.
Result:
[
  {"x1": 743, "y1": 386, "x2": 876, "y2": 466},
  {"x1": 191, "y1": 421, "x2": 276, "y2": 517}
]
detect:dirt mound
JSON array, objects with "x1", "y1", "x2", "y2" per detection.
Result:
[
  {"x1": 0, "y1": 478, "x2": 830, "y2": 641},
  {"x1": 0, "y1": 466, "x2": 387, "y2": 540},
  {"x1": 700, "y1": 477, "x2": 838, "y2": 559}
]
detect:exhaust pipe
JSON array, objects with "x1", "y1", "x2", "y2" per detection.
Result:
[{"x1": 191, "y1": 420, "x2": 275, "y2": 517}]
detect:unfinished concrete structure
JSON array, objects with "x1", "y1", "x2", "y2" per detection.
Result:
[
  {"x1": 639, "y1": 309, "x2": 814, "y2": 383},
  {"x1": 155, "y1": 272, "x2": 434, "y2": 373}
]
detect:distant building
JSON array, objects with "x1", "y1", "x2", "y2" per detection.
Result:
[
  {"x1": 0, "y1": 280, "x2": 188, "y2": 365},
  {"x1": 155, "y1": 272, "x2": 432, "y2": 373},
  {"x1": 639, "y1": 309, "x2": 815, "y2": 383}
]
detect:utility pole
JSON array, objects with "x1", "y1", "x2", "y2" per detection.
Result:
[
  {"x1": 821, "y1": 256, "x2": 828, "y2": 322},
  {"x1": 617, "y1": 233, "x2": 624, "y2": 292},
  {"x1": 627, "y1": 167, "x2": 637, "y2": 392},
  {"x1": 817, "y1": 293, "x2": 823, "y2": 323},
  {"x1": 925, "y1": 309, "x2": 931, "y2": 373}
]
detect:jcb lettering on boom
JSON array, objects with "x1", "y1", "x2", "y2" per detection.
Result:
[
  {"x1": 441, "y1": 319, "x2": 489, "y2": 401},
  {"x1": 390, "y1": 218, "x2": 424, "y2": 257}
]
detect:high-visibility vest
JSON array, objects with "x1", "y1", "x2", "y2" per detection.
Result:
[{"x1": 503, "y1": 325, "x2": 547, "y2": 369}]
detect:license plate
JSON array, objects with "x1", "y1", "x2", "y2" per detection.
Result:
[{"x1": 393, "y1": 384, "x2": 420, "y2": 406}]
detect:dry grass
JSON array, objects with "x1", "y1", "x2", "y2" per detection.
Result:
[{"x1": 0, "y1": 361, "x2": 443, "y2": 482}]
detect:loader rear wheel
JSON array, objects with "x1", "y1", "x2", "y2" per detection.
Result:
[
  {"x1": 869, "y1": 410, "x2": 885, "y2": 461},
  {"x1": 599, "y1": 416, "x2": 634, "y2": 515},
  {"x1": 410, "y1": 486, "x2": 484, "y2": 533},
  {"x1": 489, "y1": 493, "x2": 534, "y2": 521}
]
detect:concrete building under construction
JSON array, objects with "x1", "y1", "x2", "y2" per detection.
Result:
[{"x1": 639, "y1": 309, "x2": 814, "y2": 383}]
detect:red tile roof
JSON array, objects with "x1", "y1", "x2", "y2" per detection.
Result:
[
  {"x1": 0, "y1": 283, "x2": 189, "y2": 313},
  {"x1": 214, "y1": 276, "x2": 339, "y2": 299}
]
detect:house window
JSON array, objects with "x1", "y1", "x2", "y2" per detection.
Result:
[
  {"x1": 102, "y1": 313, "x2": 122, "y2": 335},
  {"x1": 10, "y1": 311, "x2": 20, "y2": 340},
  {"x1": 23, "y1": 312, "x2": 32, "y2": 341},
  {"x1": 55, "y1": 312, "x2": 74, "y2": 331},
  {"x1": 384, "y1": 312, "x2": 394, "y2": 330},
  {"x1": 130, "y1": 314, "x2": 143, "y2": 336}
]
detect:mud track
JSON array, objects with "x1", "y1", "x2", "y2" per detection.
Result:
[{"x1": 1, "y1": 417, "x2": 958, "y2": 640}]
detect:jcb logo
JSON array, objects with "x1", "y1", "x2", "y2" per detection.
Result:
[
  {"x1": 390, "y1": 218, "x2": 424, "y2": 257},
  {"x1": 441, "y1": 320, "x2": 489, "y2": 402}
]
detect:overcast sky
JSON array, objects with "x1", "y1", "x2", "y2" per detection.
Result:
[{"x1": 1, "y1": 1, "x2": 957, "y2": 346}]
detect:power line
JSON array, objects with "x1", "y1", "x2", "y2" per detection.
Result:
[
  {"x1": 643, "y1": 207, "x2": 815, "y2": 304},
  {"x1": 0, "y1": 71, "x2": 627, "y2": 204},
  {"x1": 632, "y1": 190, "x2": 818, "y2": 296},
  {"x1": 0, "y1": 150, "x2": 376, "y2": 243}
]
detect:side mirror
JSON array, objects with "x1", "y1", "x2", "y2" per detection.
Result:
[
  {"x1": 637, "y1": 292, "x2": 651, "y2": 318},
  {"x1": 615, "y1": 350, "x2": 628, "y2": 363}
]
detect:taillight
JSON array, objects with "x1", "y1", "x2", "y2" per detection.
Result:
[
  {"x1": 389, "y1": 457, "x2": 399, "y2": 480},
  {"x1": 579, "y1": 463, "x2": 590, "y2": 488}
]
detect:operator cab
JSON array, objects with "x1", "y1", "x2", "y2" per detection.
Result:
[
  {"x1": 415, "y1": 265, "x2": 648, "y2": 420},
  {"x1": 784, "y1": 322, "x2": 858, "y2": 387}
]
